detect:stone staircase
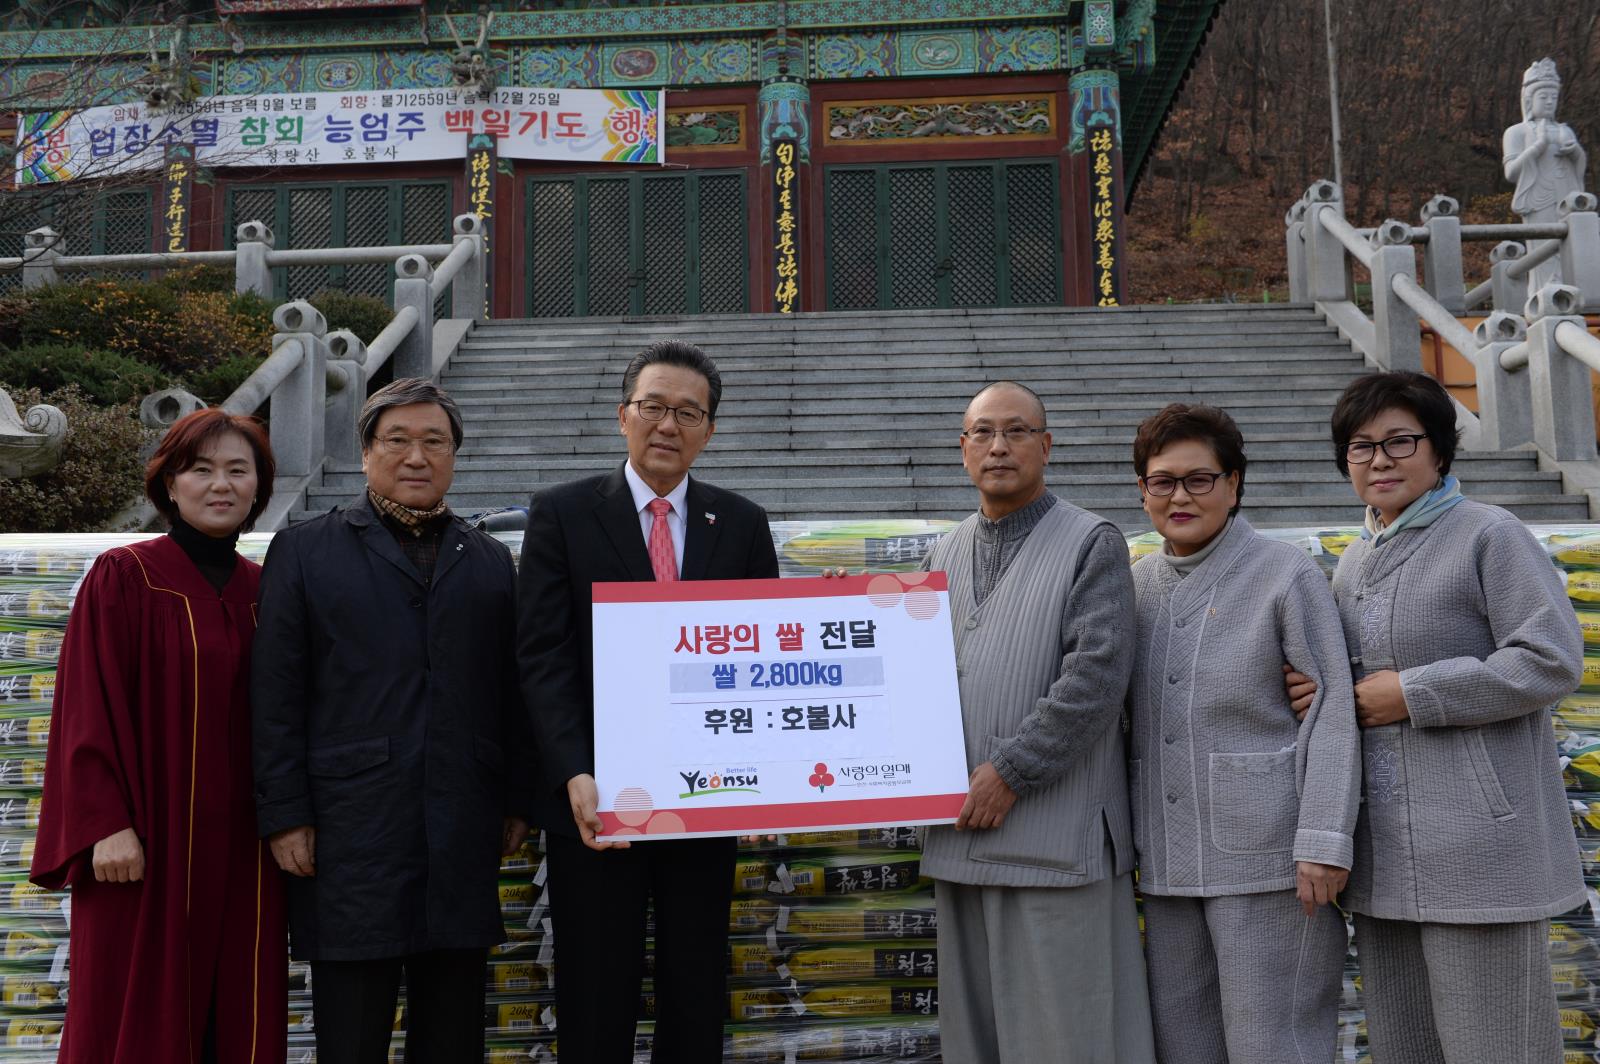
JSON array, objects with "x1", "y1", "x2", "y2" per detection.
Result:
[{"x1": 292, "y1": 303, "x2": 1591, "y2": 531}]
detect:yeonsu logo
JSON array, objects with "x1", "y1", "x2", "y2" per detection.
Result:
[{"x1": 678, "y1": 770, "x2": 760, "y2": 799}]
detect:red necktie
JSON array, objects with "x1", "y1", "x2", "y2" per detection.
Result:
[{"x1": 647, "y1": 498, "x2": 677, "y2": 582}]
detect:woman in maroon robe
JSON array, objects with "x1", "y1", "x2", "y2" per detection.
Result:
[{"x1": 31, "y1": 409, "x2": 287, "y2": 1064}]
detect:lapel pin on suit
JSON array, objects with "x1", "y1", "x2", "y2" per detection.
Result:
[{"x1": 705, "y1": 512, "x2": 716, "y2": 525}]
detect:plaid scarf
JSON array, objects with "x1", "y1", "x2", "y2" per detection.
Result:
[{"x1": 368, "y1": 489, "x2": 450, "y2": 536}]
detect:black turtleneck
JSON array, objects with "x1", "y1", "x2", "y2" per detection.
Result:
[{"x1": 168, "y1": 516, "x2": 240, "y2": 594}]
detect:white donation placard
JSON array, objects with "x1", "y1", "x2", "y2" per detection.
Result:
[{"x1": 592, "y1": 573, "x2": 967, "y2": 840}]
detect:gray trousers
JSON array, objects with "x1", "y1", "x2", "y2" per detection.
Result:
[
  {"x1": 1141, "y1": 891, "x2": 1345, "y2": 1064},
  {"x1": 1353, "y1": 913, "x2": 1561, "y2": 1064},
  {"x1": 935, "y1": 872, "x2": 1156, "y2": 1064}
]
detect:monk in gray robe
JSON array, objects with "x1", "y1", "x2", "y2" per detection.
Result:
[{"x1": 921, "y1": 381, "x2": 1155, "y2": 1064}]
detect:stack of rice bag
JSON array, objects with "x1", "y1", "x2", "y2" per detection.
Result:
[
  {"x1": 5, "y1": 519, "x2": 1600, "y2": 1063},
  {"x1": 722, "y1": 829, "x2": 940, "y2": 1062},
  {"x1": 1537, "y1": 528, "x2": 1600, "y2": 1064},
  {"x1": 0, "y1": 537, "x2": 122, "y2": 1061}
]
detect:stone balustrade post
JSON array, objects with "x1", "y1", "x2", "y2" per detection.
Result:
[
  {"x1": 1301, "y1": 181, "x2": 1350, "y2": 304},
  {"x1": 1469, "y1": 312, "x2": 1533, "y2": 450},
  {"x1": 235, "y1": 221, "x2": 275, "y2": 299},
  {"x1": 1558, "y1": 192, "x2": 1600, "y2": 314},
  {"x1": 21, "y1": 228, "x2": 61, "y2": 289},
  {"x1": 1489, "y1": 241, "x2": 1530, "y2": 315},
  {"x1": 269, "y1": 301, "x2": 329, "y2": 477},
  {"x1": 138, "y1": 388, "x2": 207, "y2": 433},
  {"x1": 1369, "y1": 221, "x2": 1422, "y2": 373},
  {"x1": 1420, "y1": 195, "x2": 1465, "y2": 314},
  {"x1": 324, "y1": 329, "x2": 368, "y2": 464},
  {"x1": 450, "y1": 214, "x2": 487, "y2": 321},
  {"x1": 392, "y1": 254, "x2": 436, "y2": 381},
  {"x1": 1525, "y1": 284, "x2": 1596, "y2": 463},
  {"x1": 1285, "y1": 200, "x2": 1309, "y2": 303}
]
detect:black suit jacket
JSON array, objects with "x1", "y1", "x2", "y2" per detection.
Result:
[{"x1": 516, "y1": 464, "x2": 780, "y2": 837}]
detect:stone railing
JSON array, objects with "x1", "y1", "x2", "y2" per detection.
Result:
[
  {"x1": 1284, "y1": 181, "x2": 1600, "y2": 480},
  {"x1": 4, "y1": 214, "x2": 488, "y2": 528}
]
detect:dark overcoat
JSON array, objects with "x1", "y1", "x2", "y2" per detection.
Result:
[{"x1": 252, "y1": 493, "x2": 534, "y2": 961}]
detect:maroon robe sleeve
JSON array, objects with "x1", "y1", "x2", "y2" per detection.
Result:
[{"x1": 30, "y1": 551, "x2": 143, "y2": 890}]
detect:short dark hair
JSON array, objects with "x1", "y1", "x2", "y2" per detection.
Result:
[
  {"x1": 968, "y1": 380, "x2": 1047, "y2": 428},
  {"x1": 622, "y1": 340, "x2": 723, "y2": 420},
  {"x1": 145, "y1": 408, "x2": 276, "y2": 532},
  {"x1": 358, "y1": 378, "x2": 464, "y2": 451},
  {"x1": 1330, "y1": 371, "x2": 1458, "y2": 478},
  {"x1": 1133, "y1": 403, "x2": 1247, "y2": 516}
]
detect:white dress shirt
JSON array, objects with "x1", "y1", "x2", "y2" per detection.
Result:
[{"x1": 623, "y1": 461, "x2": 687, "y2": 578}]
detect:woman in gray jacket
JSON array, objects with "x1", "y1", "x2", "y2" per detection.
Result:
[
  {"x1": 1127, "y1": 403, "x2": 1360, "y2": 1064},
  {"x1": 1326, "y1": 370, "x2": 1584, "y2": 1064}
]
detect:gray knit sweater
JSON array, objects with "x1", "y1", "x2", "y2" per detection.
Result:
[
  {"x1": 1332, "y1": 498, "x2": 1585, "y2": 923},
  {"x1": 921, "y1": 498, "x2": 1138, "y2": 887},
  {"x1": 1129, "y1": 515, "x2": 1360, "y2": 896}
]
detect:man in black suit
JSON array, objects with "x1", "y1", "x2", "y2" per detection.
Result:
[{"x1": 516, "y1": 339, "x2": 779, "y2": 1063}]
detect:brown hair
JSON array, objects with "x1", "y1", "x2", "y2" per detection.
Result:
[
  {"x1": 145, "y1": 409, "x2": 276, "y2": 532},
  {"x1": 1133, "y1": 403, "x2": 1247, "y2": 516},
  {"x1": 1329, "y1": 371, "x2": 1458, "y2": 478}
]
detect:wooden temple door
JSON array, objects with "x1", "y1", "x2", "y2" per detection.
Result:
[
  {"x1": 823, "y1": 159, "x2": 1062, "y2": 311},
  {"x1": 524, "y1": 170, "x2": 748, "y2": 317}
]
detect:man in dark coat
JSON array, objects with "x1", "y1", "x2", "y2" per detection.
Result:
[
  {"x1": 253, "y1": 377, "x2": 533, "y2": 1064},
  {"x1": 517, "y1": 339, "x2": 779, "y2": 1063}
]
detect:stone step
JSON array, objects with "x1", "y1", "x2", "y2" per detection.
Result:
[
  {"x1": 461, "y1": 327, "x2": 1343, "y2": 350},
  {"x1": 449, "y1": 343, "x2": 1361, "y2": 369},
  {"x1": 469, "y1": 303, "x2": 1325, "y2": 332},
  {"x1": 443, "y1": 361, "x2": 1365, "y2": 395},
  {"x1": 316, "y1": 467, "x2": 1563, "y2": 499},
  {"x1": 464, "y1": 409, "x2": 1350, "y2": 435},
  {"x1": 284, "y1": 300, "x2": 1595, "y2": 528},
  {"x1": 454, "y1": 392, "x2": 1358, "y2": 423},
  {"x1": 293, "y1": 492, "x2": 1592, "y2": 528},
  {"x1": 455, "y1": 334, "x2": 1348, "y2": 361},
  {"x1": 332, "y1": 450, "x2": 1543, "y2": 477},
  {"x1": 447, "y1": 390, "x2": 1364, "y2": 420},
  {"x1": 454, "y1": 390, "x2": 1363, "y2": 422},
  {"x1": 450, "y1": 434, "x2": 1486, "y2": 462}
]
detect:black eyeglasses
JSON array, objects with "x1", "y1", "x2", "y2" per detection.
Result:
[
  {"x1": 1344, "y1": 433, "x2": 1427, "y2": 465},
  {"x1": 1141, "y1": 471, "x2": 1227, "y2": 497},
  {"x1": 962, "y1": 426, "x2": 1046, "y2": 446},
  {"x1": 628, "y1": 400, "x2": 708, "y2": 428}
]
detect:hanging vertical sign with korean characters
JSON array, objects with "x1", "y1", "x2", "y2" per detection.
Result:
[
  {"x1": 772, "y1": 138, "x2": 801, "y2": 314},
  {"x1": 159, "y1": 143, "x2": 194, "y2": 253},
  {"x1": 1088, "y1": 126, "x2": 1121, "y2": 306},
  {"x1": 591, "y1": 573, "x2": 969, "y2": 840},
  {"x1": 465, "y1": 131, "x2": 495, "y2": 314}
]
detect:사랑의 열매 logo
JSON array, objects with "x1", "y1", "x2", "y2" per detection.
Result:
[{"x1": 808, "y1": 762, "x2": 836, "y2": 793}]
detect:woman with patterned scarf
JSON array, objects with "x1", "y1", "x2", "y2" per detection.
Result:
[{"x1": 1318, "y1": 370, "x2": 1583, "y2": 1064}]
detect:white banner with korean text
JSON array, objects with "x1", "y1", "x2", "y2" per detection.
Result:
[
  {"x1": 15, "y1": 86, "x2": 663, "y2": 185},
  {"x1": 591, "y1": 573, "x2": 969, "y2": 841}
]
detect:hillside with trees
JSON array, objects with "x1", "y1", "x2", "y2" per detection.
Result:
[{"x1": 1127, "y1": 0, "x2": 1600, "y2": 304}]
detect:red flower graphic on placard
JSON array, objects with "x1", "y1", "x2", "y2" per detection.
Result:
[{"x1": 808, "y1": 762, "x2": 835, "y2": 793}]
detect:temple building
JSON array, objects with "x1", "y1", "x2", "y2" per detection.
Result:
[{"x1": 2, "y1": 0, "x2": 1219, "y2": 315}]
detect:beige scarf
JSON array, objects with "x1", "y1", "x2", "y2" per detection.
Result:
[{"x1": 368, "y1": 489, "x2": 449, "y2": 536}]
